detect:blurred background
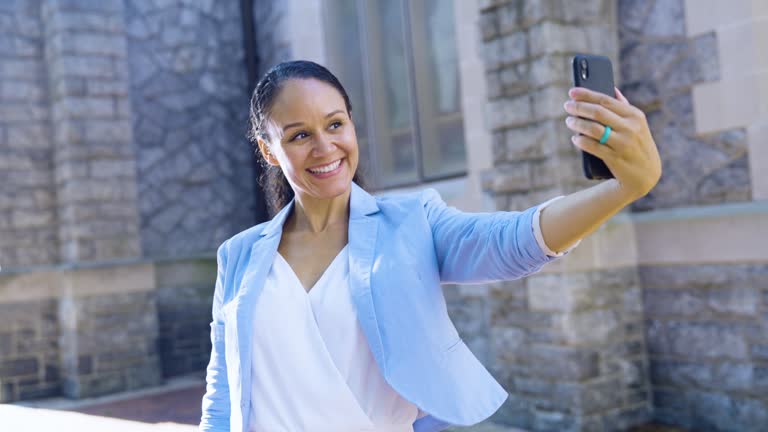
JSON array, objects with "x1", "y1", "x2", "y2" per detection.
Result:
[{"x1": 0, "y1": 0, "x2": 766, "y2": 431}]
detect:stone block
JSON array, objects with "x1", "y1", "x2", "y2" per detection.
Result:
[
  {"x1": 48, "y1": 11, "x2": 124, "y2": 34},
  {"x1": 687, "y1": 391, "x2": 768, "y2": 431},
  {"x1": 80, "y1": 372, "x2": 126, "y2": 397},
  {"x1": 0, "y1": 357, "x2": 38, "y2": 377},
  {"x1": 643, "y1": 288, "x2": 708, "y2": 318},
  {"x1": 0, "y1": 81, "x2": 45, "y2": 102},
  {"x1": 523, "y1": 344, "x2": 600, "y2": 380},
  {"x1": 0, "y1": 59, "x2": 44, "y2": 80},
  {"x1": 528, "y1": 272, "x2": 624, "y2": 312},
  {"x1": 529, "y1": 22, "x2": 614, "y2": 57},
  {"x1": 646, "y1": 320, "x2": 749, "y2": 359},
  {"x1": 89, "y1": 159, "x2": 137, "y2": 178},
  {"x1": 639, "y1": 264, "x2": 752, "y2": 290},
  {"x1": 483, "y1": 162, "x2": 531, "y2": 193},
  {"x1": 479, "y1": 9, "x2": 499, "y2": 41},
  {"x1": 562, "y1": 309, "x2": 623, "y2": 345},
  {"x1": 0, "y1": 332, "x2": 12, "y2": 356},
  {"x1": 707, "y1": 287, "x2": 759, "y2": 317},
  {"x1": 7, "y1": 124, "x2": 48, "y2": 149},
  {"x1": 502, "y1": 121, "x2": 558, "y2": 161},
  {"x1": 485, "y1": 93, "x2": 532, "y2": 129},
  {"x1": 18, "y1": 382, "x2": 61, "y2": 400},
  {"x1": 57, "y1": 177, "x2": 133, "y2": 203},
  {"x1": 125, "y1": 363, "x2": 162, "y2": 390},
  {"x1": 531, "y1": 85, "x2": 571, "y2": 122},
  {"x1": 86, "y1": 80, "x2": 129, "y2": 97},
  {"x1": 48, "y1": 0, "x2": 124, "y2": 14},
  {"x1": 643, "y1": 0, "x2": 685, "y2": 38},
  {"x1": 52, "y1": 96, "x2": 114, "y2": 120},
  {"x1": 81, "y1": 119, "x2": 132, "y2": 143},
  {"x1": 601, "y1": 404, "x2": 653, "y2": 431},
  {"x1": 51, "y1": 55, "x2": 117, "y2": 82},
  {"x1": 652, "y1": 387, "x2": 691, "y2": 427},
  {"x1": 690, "y1": 32, "x2": 720, "y2": 83}
]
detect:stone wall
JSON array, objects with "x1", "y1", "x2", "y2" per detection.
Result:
[
  {"x1": 1, "y1": 0, "x2": 259, "y2": 404},
  {"x1": 124, "y1": 0, "x2": 257, "y2": 258},
  {"x1": 43, "y1": 0, "x2": 142, "y2": 263},
  {"x1": 0, "y1": 0, "x2": 58, "y2": 268},
  {"x1": 59, "y1": 289, "x2": 161, "y2": 398},
  {"x1": 617, "y1": 1, "x2": 768, "y2": 430},
  {"x1": 0, "y1": 298, "x2": 60, "y2": 402},
  {"x1": 618, "y1": 0, "x2": 751, "y2": 211},
  {"x1": 475, "y1": 1, "x2": 653, "y2": 430},
  {"x1": 155, "y1": 258, "x2": 217, "y2": 379},
  {"x1": 641, "y1": 264, "x2": 768, "y2": 429}
]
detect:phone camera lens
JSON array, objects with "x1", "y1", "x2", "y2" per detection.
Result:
[{"x1": 579, "y1": 59, "x2": 589, "y2": 80}]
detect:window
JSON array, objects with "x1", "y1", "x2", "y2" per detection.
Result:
[{"x1": 323, "y1": 0, "x2": 466, "y2": 189}]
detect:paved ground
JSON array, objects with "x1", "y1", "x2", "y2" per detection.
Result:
[
  {"x1": 3, "y1": 373, "x2": 683, "y2": 431},
  {"x1": 4, "y1": 375, "x2": 205, "y2": 431}
]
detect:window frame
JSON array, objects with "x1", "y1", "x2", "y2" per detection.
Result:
[{"x1": 323, "y1": 0, "x2": 468, "y2": 191}]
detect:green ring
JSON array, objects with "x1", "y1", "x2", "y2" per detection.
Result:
[{"x1": 599, "y1": 125, "x2": 612, "y2": 144}]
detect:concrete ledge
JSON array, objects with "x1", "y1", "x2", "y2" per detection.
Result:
[
  {"x1": 544, "y1": 200, "x2": 768, "y2": 272},
  {"x1": 0, "y1": 256, "x2": 216, "y2": 304}
]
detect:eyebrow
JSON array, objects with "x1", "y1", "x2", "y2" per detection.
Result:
[{"x1": 282, "y1": 110, "x2": 345, "y2": 132}]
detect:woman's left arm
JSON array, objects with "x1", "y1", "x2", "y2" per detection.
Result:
[{"x1": 540, "y1": 86, "x2": 662, "y2": 253}]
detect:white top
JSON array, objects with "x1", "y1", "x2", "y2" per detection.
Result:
[
  {"x1": 248, "y1": 245, "x2": 420, "y2": 432},
  {"x1": 247, "y1": 198, "x2": 578, "y2": 431}
]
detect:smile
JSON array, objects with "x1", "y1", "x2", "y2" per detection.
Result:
[{"x1": 307, "y1": 158, "x2": 342, "y2": 174}]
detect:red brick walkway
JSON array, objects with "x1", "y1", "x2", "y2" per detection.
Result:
[{"x1": 67, "y1": 384, "x2": 206, "y2": 425}]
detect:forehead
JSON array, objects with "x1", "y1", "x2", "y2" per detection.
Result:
[{"x1": 269, "y1": 78, "x2": 346, "y2": 124}]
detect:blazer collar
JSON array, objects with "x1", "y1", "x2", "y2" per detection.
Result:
[{"x1": 259, "y1": 181, "x2": 379, "y2": 237}]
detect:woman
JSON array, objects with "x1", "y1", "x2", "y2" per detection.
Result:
[{"x1": 200, "y1": 61, "x2": 661, "y2": 432}]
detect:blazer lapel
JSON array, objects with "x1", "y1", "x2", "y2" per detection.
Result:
[
  {"x1": 235, "y1": 201, "x2": 292, "y2": 395},
  {"x1": 347, "y1": 183, "x2": 386, "y2": 375}
]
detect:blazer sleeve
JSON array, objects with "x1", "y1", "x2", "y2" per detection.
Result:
[
  {"x1": 199, "y1": 240, "x2": 231, "y2": 432},
  {"x1": 421, "y1": 188, "x2": 567, "y2": 284}
]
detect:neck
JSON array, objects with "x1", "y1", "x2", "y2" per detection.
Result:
[{"x1": 288, "y1": 187, "x2": 351, "y2": 233}]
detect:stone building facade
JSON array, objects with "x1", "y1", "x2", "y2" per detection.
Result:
[{"x1": 1, "y1": 1, "x2": 767, "y2": 431}]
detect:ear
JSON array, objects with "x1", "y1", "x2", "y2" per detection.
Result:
[{"x1": 257, "y1": 137, "x2": 280, "y2": 167}]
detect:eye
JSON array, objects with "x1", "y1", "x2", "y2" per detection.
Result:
[
  {"x1": 329, "y1": 120, "x2": 342, "y2": 130},
  {"x1": 290, "y1": 131, "x2": 308, "y2": 142}
]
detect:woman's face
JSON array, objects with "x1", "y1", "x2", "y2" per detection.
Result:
[{"x1": 259, "y1": 78, "x2": 359, "y2": 203}]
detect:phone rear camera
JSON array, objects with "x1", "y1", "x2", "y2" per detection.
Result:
[{"x1": 579, "y1": 58, "x2": 589, "y2": 80}]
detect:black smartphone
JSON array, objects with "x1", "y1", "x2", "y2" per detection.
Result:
[{"x1": 571, "y1": 54, "x2": 615, "y2": 180}]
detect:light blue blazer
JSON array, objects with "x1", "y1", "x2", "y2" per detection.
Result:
[{"x1": 199, "y1": 182, "x2": 563, "y2": 432}]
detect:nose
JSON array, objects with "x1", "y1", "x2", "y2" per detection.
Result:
[{"x1": 312, "y1": 132, "x2": 336, "y2": 156}]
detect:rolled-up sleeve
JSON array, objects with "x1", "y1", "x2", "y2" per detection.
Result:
[
  {"x1": 422, "y1": 188, "x2": 572, "y2": 284},
  {"x1": 532, "y1": 195, "x2": 581, "y2": 257}
]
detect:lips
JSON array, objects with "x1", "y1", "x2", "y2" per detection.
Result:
[{"x1": 307, "y1": 158, "x2": 343, "y2": 174}]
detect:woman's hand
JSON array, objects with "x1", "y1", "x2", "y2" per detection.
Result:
[{"x1": 563, "y1": 86, "x2": 662, "y2": 202}]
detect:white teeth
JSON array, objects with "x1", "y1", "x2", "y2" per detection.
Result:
[{"x1": 308, "y1": 159, "x2": 341, "y2": 174}]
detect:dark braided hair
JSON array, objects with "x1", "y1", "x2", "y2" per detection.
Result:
[{"x1": 247, "y1": 60, "x2": 365, "y2": 217}]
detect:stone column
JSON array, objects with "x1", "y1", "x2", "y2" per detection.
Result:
[
  {"x1": 42, "y1": 0, "x2": 160, "y2": 398},
  {"x1": 479, "y1": 0, "x2": 652, "y2": 430}
]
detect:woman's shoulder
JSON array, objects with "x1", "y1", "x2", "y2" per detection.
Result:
[
  {"x1": 373, "y1": 187, "x2": 444, "y2": 211},
  {"x1": 215, "y1": 219, "x2": 271, "y2": 260}
]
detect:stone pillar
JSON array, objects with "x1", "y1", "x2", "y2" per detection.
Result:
[
  {"x1": 41, "y1": 0, "x2": 160, "y2": 398},
  {"x1": 479, "y1": 0, "x2": 652, "y2": 430}
]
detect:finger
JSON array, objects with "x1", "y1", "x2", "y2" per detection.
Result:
[
  {"x1": 565, "y1": 116, "x2": 615, "y2": 144},
  {"x1": 572, "y1": 134, "x2": 616, "y2": 161},
  {"x1": 569, "y1": 87, "x2": 635, "y2": 118},
  {"x1": 564, "y1": 100, "x2": 631, "y2": 131},
  {"x1": 614, "y1": 87, "x2": 630, "y2": 105}
]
